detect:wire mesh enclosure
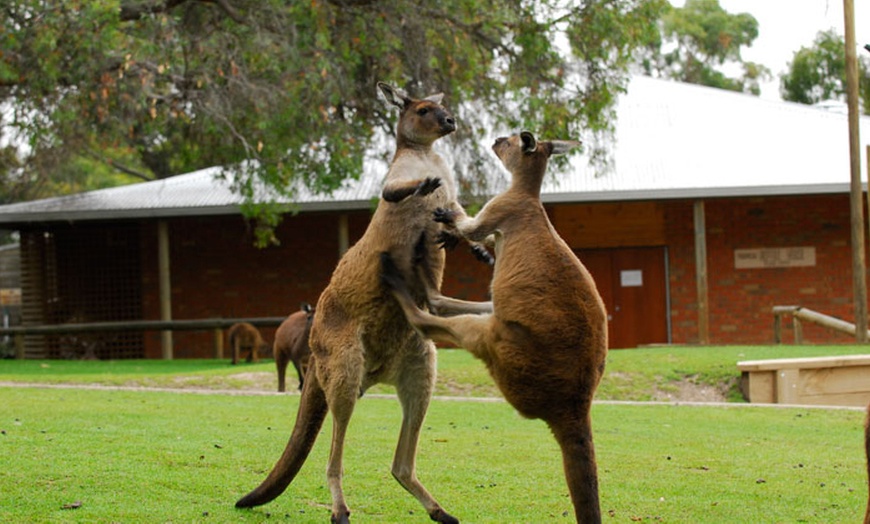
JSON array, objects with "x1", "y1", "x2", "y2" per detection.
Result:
[{"x1": 20, "y1": 223, "x2": 143, "y2": 359}]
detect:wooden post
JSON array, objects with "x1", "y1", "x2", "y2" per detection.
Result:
[
  {"x1": 843, "y1": 0, "x2": 868, "y2": 342},
  {"x1": 773, "y1": 312, "x2": 782, "y2": 344},
  {"x1": 693, "y1": 200, "x2": 710, "y2": 344},
  {"x1": 14, "y1": 333, "x2": 23, "y2": 359},
  {"x1": 793, "y1": 317, "x2": 803, "y2": 345},
  {"x1": 157, "y1": 220, "x2": 174, "y2": 359},
  {"x1": 338, "y1": 213, "x2": 349, "y2": 258},
  {"x1": 213, "y1": 328, "x2": 224, "y2": 359}
]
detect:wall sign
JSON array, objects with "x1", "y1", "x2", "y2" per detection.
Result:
[
  {"x1": 620, "y1": 269, "x2": 643, "y2": 287},
  {"x1": 734, "y1": 247, "x2": 816, "y2": 269}
]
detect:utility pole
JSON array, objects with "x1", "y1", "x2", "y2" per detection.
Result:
[{"x1": 843, "y1": 0, "x2": 867, "y2": 342}]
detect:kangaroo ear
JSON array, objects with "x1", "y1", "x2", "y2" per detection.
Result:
[
  {"x1": 423, "y1": 92, "x2": 445, "y2": 105},
  {"x1": 549, "y1": 139, "x2": 582, "y2": 156},
  {"x1": 378, "y1": 82, "x2": 410, "y2": 109},
  {"x1": 520, "y1": 131, "x2": 537, "y2": 154}
]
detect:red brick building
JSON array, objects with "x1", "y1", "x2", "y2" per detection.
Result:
[{"x1": 3, "y1": 77, "x2": 869, "y2": 357}]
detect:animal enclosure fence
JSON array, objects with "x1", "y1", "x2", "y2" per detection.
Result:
[{"x1": 20, "y1": 225, "x2": 142, "y2": 359}]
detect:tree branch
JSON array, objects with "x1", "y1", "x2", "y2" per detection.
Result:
[{"x1": 120, "y1": 0, "x2": 244, "y2": 24}]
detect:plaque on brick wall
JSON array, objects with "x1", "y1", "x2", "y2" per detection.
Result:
[{"x1": 734, "y1": 247, "x2": 816, "y2": 269}]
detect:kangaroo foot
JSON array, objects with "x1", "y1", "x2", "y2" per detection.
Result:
[
  {"x1": 429, "y1": 508, "x2": 459, "y2": 524},
  {"x1": 331, "y1": 510, "x2": 350, "y2": 524}
]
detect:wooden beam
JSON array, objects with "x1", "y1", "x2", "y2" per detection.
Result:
[
  {"x1": 338, "y1": 213, "x2": 349, "y2": 257},
  {"x1": 693, "y1": 200, "x2": 709, "y2": 344},
  {"x1": 844, "y1": 0, "x2": 868, "y2": 343},
  {"x1": 157, "y1": 220, "x2": 174, "y2": 359}
]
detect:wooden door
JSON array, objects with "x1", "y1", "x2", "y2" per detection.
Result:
[{"x1": 576, "y1": 247, "x2": 669, "y2": 349}]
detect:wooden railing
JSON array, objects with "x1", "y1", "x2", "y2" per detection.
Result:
[
  {"x1": 772, "y1": 305, "x2": 870, "y2": 344},
  {"x1": 0, "y1": 317, "x2": 286, "y2": 359}
]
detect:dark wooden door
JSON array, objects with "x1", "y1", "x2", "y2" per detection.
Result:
[{"x1": 576, "y1": 247, "x2": 669, "y2": 349}]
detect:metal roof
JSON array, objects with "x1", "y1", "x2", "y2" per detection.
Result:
[{"x1": 1, "y1": 75, "x2": 868, "y2": 225}]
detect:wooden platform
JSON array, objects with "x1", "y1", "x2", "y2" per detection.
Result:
[{"x1": 737, "y1": 355, "x2": 870, "y2": 406}]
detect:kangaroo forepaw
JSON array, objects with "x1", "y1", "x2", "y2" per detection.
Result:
[
  {"x1": 471, "y1": 244, "x2": 494, "y2": 265},
  {"x1": 429, "y1": 508, "x2": 459, "y2": 524},
  {"x1": 433, "y1": 207, "x2": 458, "y2": 225},
  {"x1": 415, "y1": 177, "x2": 442, "y2": 196},
  {"x1": 436, "y1": 230, "x2": 459, "y2": 251}
]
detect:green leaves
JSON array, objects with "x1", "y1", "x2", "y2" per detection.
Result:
[
  {"x1": 780, "y1": 29, "x2": 870, "y2": 112},
  {"x1": 2, "y1": 0, "x2": 666, "y2": 240},
  {"x1": 651, "y1": 0, "x2": 769, "y2": 94}
]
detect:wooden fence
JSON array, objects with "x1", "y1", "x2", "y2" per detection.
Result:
[
  {"x1": 772, "y1": 305, "x2": 870, "y2": 344},
  {"x1": 0, "y1": 317, "x2": 286, "y2": 360}
]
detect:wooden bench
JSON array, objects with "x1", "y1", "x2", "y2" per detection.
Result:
[{"x1": 737, "y1": 355, "x2": 870, "y2": 407}]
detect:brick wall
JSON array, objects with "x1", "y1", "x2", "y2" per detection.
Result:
[
  {"x1": 136, "y1": 192, "x2": 859, "y2": 357},
  {"x1": 666, "y1": 194, "x2": 856, "y2": 345},
  {"x1": 140, "y1": 211, "x2": 492, "y2": 358}
]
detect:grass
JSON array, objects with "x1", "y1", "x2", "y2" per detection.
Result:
[
  {"x1": 3, "y1": 344, "x2": 870, "y2": 402},
  {"x1": 1, "y1": 386, "x2": 865, "y2": 523},
  {"x1": 2, "y1": 345, "x2": 869, "y2": 522}
]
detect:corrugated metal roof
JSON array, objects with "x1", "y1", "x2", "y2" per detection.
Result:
[{"x1": 1, "y1": 75, "x2": 867, "y2": 225}]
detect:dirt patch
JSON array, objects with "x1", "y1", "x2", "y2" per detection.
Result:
[{"x1": 653, "y1": 379, "x2": 731, "y2": 403}]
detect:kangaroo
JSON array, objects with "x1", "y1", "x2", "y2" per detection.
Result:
[
  {"x1": 227, "y1": 322, "x2": 269, "y2": 365},
  {"x1": 380, "y1": 131, "x2": 608, "y2": 523},
  {"x1": 274, "y1": 302, "x2": 315, "y2": 392},
  {"x1": 236, "y1": 82, "x2": 474, "y2": 524}
]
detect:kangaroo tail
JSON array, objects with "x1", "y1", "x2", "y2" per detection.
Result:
[{"x1": 235, "y1": 366, "x2": 328, "y2": 508}]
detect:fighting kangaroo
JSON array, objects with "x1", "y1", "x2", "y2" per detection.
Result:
[
  {"x1": 381, "y1": 131, "x2": 608, "y2": 523},
  {"x1": 227, "y1": 322, "x2": 269, "y2": 365},
  {"x1": 274, "y1": 302, "x2": 315, "y2": 392},
  {"x1": 236, "y1": 82, "x2": 475, "y2": 524}
]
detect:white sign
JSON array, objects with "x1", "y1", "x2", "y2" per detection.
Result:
[
  {"x1": 620, "y1": 270, "x2": 643, "y2": 287},
  {"x1": 734, "y1": 247, "x2": 816, "y2": 269}
]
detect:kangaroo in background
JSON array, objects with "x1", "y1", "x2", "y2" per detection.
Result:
[
  {"x1": 235, "y1": 82, "x2": 472, "y2": 524},
  {"x1": 227, "y1": 322, "x2": 269, "y2": 365},
  {"x1": 274, "y1": 302, "x2": 315, "y2": 392},
  {"x1": 381, "y1": 131, "x2": 608, "y2": 523}
]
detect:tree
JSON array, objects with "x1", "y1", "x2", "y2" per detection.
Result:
[
  {"x1": 780, "y1": 29, "x2": 870, "y2": 114},
  {"x1": 641, "y1": 0, "x2": 770, "y2": 95},
  {"x1": 1, "y1": 0, "x2": 666, "y2": 244}
]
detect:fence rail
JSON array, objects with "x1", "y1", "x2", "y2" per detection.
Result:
[
  {"x1": 772, "y1": 305, "x2": 870, "y2": 344},
  {"x1": 1, "y1": 317, "x2": 287, "y2": 359}
]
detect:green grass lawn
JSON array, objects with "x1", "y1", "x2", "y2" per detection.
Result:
[
  {"x1": 0, "y1": 386, "x2": 865, "y2": 523},
  {"x1": 3, "y1": 344, "x2": 870, "y2": 402},
  {"x1": 1, "y1": 345, "x2": 870, "y2": 522}
]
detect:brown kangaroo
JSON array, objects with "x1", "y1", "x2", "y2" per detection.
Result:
[
  {"x1": 227, "y1": 322, "x2": 269, "y2": 365},
  {"x1": 274, "y1": 302, "x2": 315, "y2": 392},
  {"x1": 381, "y1": 131, "x2": 608, "y2": 523},
  {"x1": 236, "y1": 82, "x2": 473, "y2": 524}
]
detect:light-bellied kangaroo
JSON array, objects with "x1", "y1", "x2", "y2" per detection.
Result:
[
  {"x1": 227, "y1": 322, "x2": 269, "y2": 365},
  {"x1": 381, "y1": 131, "x2": 608, "y2": 523},
  {"x1": 274, "y1": 302, "x2": 315, "y2": 392},
  {"x1": 236, "y1": 83, "x2": 471, "y2": 524}
]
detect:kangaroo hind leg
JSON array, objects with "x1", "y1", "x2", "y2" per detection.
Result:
[
  {"x1": 391, "y1": 342, "x2": 459, "y2": 524},
  {"x1": 548, "y1": 410, "x2": 602, "y2": 524}
]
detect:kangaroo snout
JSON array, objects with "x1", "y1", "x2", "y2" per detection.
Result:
[{"x1": 440, "y1": 114, "x2": 456, "y2": 134}]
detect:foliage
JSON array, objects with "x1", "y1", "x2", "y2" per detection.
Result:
[
  {"x1": 780, "y1": 29, "x2": 870, "y2": 114},
  {"x1": 642, "y1": 0, "x2": 770, "y2": 95},
  {"x1": 0, "y1": 0, "x2": 667, "y2": 228},
  {"x1": 0, "y1": 386, "x2": 865, "y2": 522}
]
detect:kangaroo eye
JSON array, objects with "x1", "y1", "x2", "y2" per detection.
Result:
[{"x1": 417, "y1": 107, "x2": 429, "y2": 116}]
